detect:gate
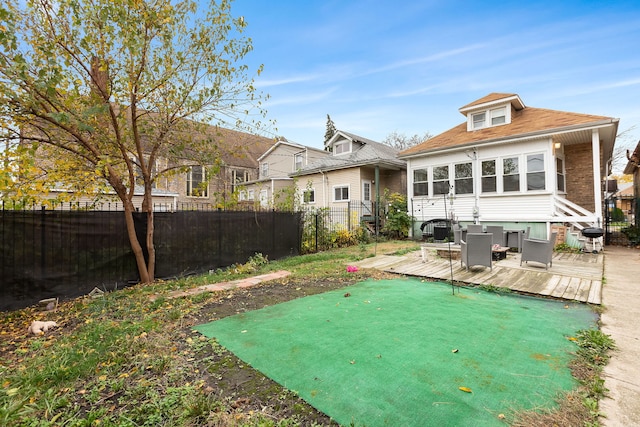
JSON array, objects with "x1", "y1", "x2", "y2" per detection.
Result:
[{"x1": 605, "y1": 193, "x2": 638, "y2": 246}]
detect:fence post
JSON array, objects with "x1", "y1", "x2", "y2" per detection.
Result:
[
  {"x1": 315, "y1": 213, "x2": 318, "y2": 253},
  {"x1": 40, "y1": 206, "x2": 46, "y2": 280}
]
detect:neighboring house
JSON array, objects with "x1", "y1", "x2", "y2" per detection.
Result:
[
  {"x1": 290, "y1": 130, "x2": 407, "y2": 229},
  {"x1": 612, "y1": 182, "x2": 634, "y2": 222},
  {"x1": 623, "y1": 140, "x2": 640, "y2": 225},
  {"x1": 23, "y1": 123, "x2": 275, "y2": 211},
  {"x1": 167, "y1": 126, "x2": 275, "y2": 209},
  {"x1": 399, "y1": 93, "x2": 619, "y2": 243},
  {"x1": 242, "y1": 139, "x2": 329, "y2": 208}
]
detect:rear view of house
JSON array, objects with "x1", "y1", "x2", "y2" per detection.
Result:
[{"x1": 399, "y1": 93, "x2": 619, "y2": 245}]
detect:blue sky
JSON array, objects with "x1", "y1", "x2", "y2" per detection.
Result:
[{"x1": 229, "y1": 0, "x2": 640, "y2": 171}]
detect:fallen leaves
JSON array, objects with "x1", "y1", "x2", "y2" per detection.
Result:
[{"x1": 458, "y1": 386, "x2": 473, "y2": 393}]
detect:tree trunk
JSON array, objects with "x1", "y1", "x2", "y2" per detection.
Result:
[
  {"x1": 145, "y1": 208, "x2": 155, "y2": 282},
  {"x1": 123, "y1": 203, "x2": 151, "y2": 284}
]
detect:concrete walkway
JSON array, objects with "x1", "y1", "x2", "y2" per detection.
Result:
[{"x1": 600, "y1": 246, "x2": 640, "y2": 426}]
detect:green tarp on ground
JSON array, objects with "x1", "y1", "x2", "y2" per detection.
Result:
[{"x1": 194, "y1": 278, "x2": 597, "y2": 426}]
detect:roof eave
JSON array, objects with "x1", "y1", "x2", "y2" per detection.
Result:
[{"x1": 399, "y1": 119, "x2": 619, "y2": 160}]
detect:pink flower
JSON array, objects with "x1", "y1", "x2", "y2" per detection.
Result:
[{"x1": 346, "y1": 265, "x2": 359, "y2": 273}]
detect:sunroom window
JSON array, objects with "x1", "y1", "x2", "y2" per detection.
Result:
[
  {"x1": 481, "y1": 160, "x2": 496, "y2": 193},
  {"x1": 413, "y1": 168, "x2": 428, "y2": 196},
  {"x1": 527, "y1": 153, "x2": 545, "y2": 191},
  {"x1": 454, "y1": 162, "x2": 473, "y2": 194},
  {"x1": 433, "y1": 166, "x2": 450, "y2": 195},
  {"x1": 503, "y1": 157, "x2": 519, "y2": 192}
]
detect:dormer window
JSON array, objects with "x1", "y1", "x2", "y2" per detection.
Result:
[
  {"x1": 333, "y1": 140, "x2": 350, "y2": 155},
  {"x1": 491, "y1": 107, "x2": 506, "y2": 125},
  {"x1": 294, "y1": 152, "x2": 303, "y2": 170},
  {"x1": 469, "y1": 105, "x2": 509, "y2": 130},
  {"x1": 472, "y1": 112, "x2": 486, "y2": 129}
]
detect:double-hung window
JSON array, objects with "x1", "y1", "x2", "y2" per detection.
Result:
[
  {"x1": 294, "y1": 153, "x2": 303, "y2": 171},
  {"x1": 556, "y1": 157, "x2": 565, "y2": 192},
  {"x1": 413, "y1": 168, "x2": 428, "y2": 196},
  {"x1": 503, "y1": 157, "x2": 519, "y2": 192},
  {"x1": 472, "y1": 112, "x2": 486, "y2": 129},
  {"x1": 334, "y1": 185, "x2": 349, "y2": 201},
  {"x1": 527, "y1": 153, "x2": 545, "y2": 191},
  {"x1": 433, "y1": 166, "x2": 450, "y2": 195},
  {"x1": 454, "y1": 162, "x2": 473, "y2": 194},
  {"x1": 481, "y1": 160, "x2": 496, "y2": 193},
  {"x1": 261, "y1": 162, "x2": 269, "y2": 178},
  {"x1": 490, "y1": 107, "x2": 506, "y2": 125},
  {"x1": 187, "y1": 165, "x2": 208, "y2": 197}
]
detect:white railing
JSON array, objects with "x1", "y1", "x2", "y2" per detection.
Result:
[{"x1": 552, "y1": 195, "x2": 600, "y2": 230}]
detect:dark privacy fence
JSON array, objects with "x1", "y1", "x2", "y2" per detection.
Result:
[{"x1": 1, "y1": 209, "x2": 302, "y2": 311}]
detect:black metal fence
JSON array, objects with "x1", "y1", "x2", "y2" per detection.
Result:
[
  {"x1": 1, "y1": 206, "x2": 302, "y2": 311},
  {"x1": 605, "y1": 194, "x2": 639, "y2": 246}
]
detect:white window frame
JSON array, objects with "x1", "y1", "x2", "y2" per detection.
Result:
[
  {"x1": 294, "y1": 152, "x2": 304, "y2": 171},
  {"x1": 259, "y1": 189, "x2": 268, "y2": 207},
  {"x1": 248, "y1": 189, "x2": 255, "y2": 200},
  {"x1": 502, "y1": 157, "x2": 520, "y2": 193},
  {"x1": 186, "y1": 165, "x2": 208, "y2": 198},
  {"x1": 303, "y1": 188, "x2": 315, "y2": 204},
  {"x1": 454, "y1": 162, "x2": 473, "y2": 195},
  {"x1": 526, "y1": 153, "x2": 546, "y2": 191},
  {"x1": 490, "y1": 107, "x2": 506, "y2": 125},
  {"x1": 333, "y1": 184, "x2": 350, "y2": 202},
  {"x1": 467, "y1": 104, "x2": 511, "y2": 130},
  {"x1": 412, "y1": 168, "x2": 429, "y2": 197},
  {"x1": 333, "y1": 141, "x2": 351, "y2": 155},
  {"x1": 556, "y1": 156, "x2": 566, "y2": 193},
  {"x1": 481, "y1": 159, "x2": 497, "y2": 193},
  {"x1": 432, "y1": 165, "x2": 450, "y2": 195},
  {"x1": 472, "y1": 112, "x2": 486, "y2": 129},
  {"x1": 261, "y1": 162, "x2": 269, "y2": 178},
  {"x1": 232, "y1": 169, "x2": 248, "y2": 193}
]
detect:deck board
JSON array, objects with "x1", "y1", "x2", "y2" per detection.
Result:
[{"x1": 353, "y1": 245, "x2": 603, "y2": 304}]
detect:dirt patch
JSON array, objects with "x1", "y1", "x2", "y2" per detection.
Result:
[{"x1": 188, "y1": 271, "x2": 397, "y2": 425}]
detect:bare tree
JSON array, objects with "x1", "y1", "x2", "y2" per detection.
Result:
[{"x1": 382, "y1": 131, "x2": 432, "y2": 151}]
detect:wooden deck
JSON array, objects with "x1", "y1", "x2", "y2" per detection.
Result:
[{"x1": 353, "y1": 244, "x2": 604, "y2": 304}]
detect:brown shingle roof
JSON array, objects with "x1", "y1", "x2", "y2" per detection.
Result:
[
  {"x1": 400, "y1": 106, "x2": 615, "y2": 157},
  {"x1": 458, "y1": 92, "x2": 519, "y2": 111}
]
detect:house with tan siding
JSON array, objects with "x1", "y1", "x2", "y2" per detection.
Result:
[
  {"x1": 291, "y1": 131, "x2": 406, "y2": 230},
  {"x1": 399, "y1": 93, "x2": 619, "y2": 244},
  {"x1": 242, "y1": 140, "x2": 329, "y2": 208},
  {"x1": 26, "y1": 125, "x2": 275, "y2": 211}
]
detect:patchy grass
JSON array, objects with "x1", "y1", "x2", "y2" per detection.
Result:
[
  {"x1": 0, "y1": 239, "x2": 614, "y2": 426},
  {"x1": 0, "y1": 240, "x2": 413, "y2": 426},
  {"x1": 511, "y1": 329, "x2": 616, "y2": 426}
]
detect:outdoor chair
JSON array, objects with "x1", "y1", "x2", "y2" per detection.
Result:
[
  {"x1": 453, "y1": 224, "x2": 462, "y2": 245},
  {"x1": 461, "y1": 233, "x2": 493, "y2": 271},
  {"x1": 520, "y1": 232, "x2": 558, "y2": 269},
  {"x1": 485, "y1": 225, "x2": 506, "y2": 247},
  {"x1": 466, "y1": 224, "x2": 484, "y2": 234}
]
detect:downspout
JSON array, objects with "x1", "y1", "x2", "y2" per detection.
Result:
[
  {"x1": 375, "y1": 165, "x2": 380, "y2": 239},
  {"x1": 320, "y1": 169, "x2": 327, "y2": 207},
  {"x1": 271, "y1": 179, "x2": 275, "y2": 207},
  {"x1": 592, "y1": 129, "x2": 602, "y2": 225}
]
